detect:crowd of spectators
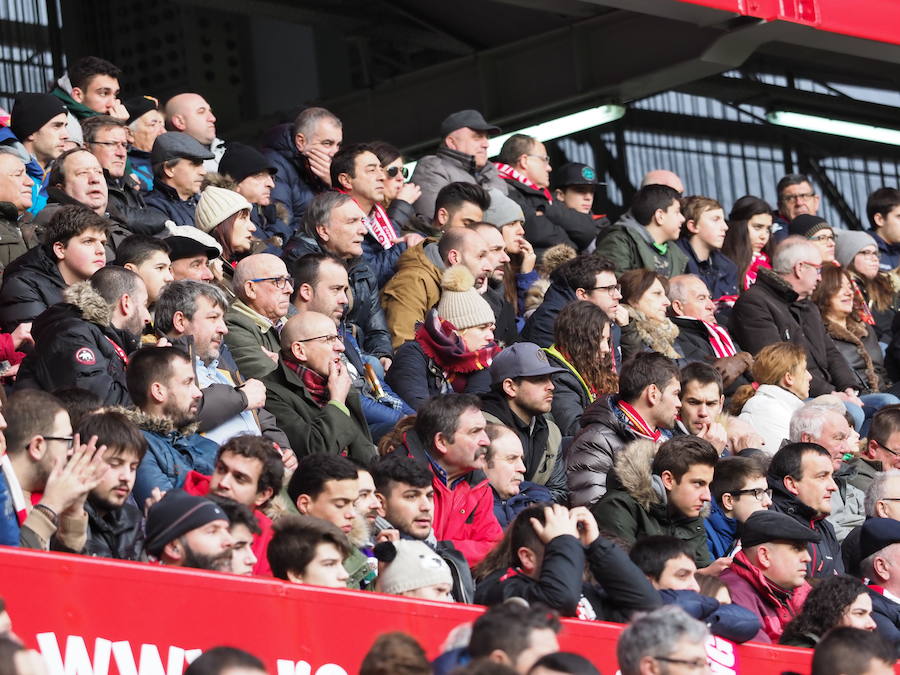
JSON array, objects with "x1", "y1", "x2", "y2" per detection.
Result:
[{"x1": 3, "y1": 54, "x2": 900, "y2": 674}]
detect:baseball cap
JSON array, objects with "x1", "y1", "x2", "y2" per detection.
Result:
[
  {"x1": 550, "y1": 162, "x2": 603, "y2": 191},
  {"x1": 440, "y1": 109, "x2": 500, "y2": 137},
  {"x1": 490, "y1": 342, "x2": 566, "y2": 386}
]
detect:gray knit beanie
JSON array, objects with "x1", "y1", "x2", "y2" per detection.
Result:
[
  {"x1": 483, "y1": 189, "x2": 525, "y2": 228},
  {"x1": 835, "y1": 230, "x2": 878, "y2": 268},
  {"x1": 374, "y1": 540, "x2": 453, "y2": 596}
]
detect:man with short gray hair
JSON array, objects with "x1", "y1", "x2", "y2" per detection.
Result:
[
  {"x1": 731, "y1": 236, "x2": 858, "y2": 401},
  {"x1": 616, "y1": 605, "x2": 710, "y2": 675},
  {"x1": 263, "y1": 107, "x2": 343, "y2": 230},
  {"x1": 224, "y1": 253, "x2": 292, "y2": 379}
]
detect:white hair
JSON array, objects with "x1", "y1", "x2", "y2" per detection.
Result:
[{"x1": 772, "y1": 236, "x2": 819, "y2": 275}]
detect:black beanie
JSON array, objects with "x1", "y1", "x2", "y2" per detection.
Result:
[
  {"x1": 219, "y1": 142, "x2": 276, "y2": 184},
  {"x1": 10, "y1": 93, "x2": 67, "y2": 141},
  {"x1": 144, "y1": 489, "x2": 229, "y2": 557},
  {"x1": 123, "y1": 95, "x2": 159, "y2": 125}
]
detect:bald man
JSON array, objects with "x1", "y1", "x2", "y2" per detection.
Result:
[
  {"x1": 164, "y1": 93, "x2": 223, "y2": 171},
  {"x1": 261, "y1": 312, "x2": 375, "y2": 461},
  {"x1": 641, "y1": 169, "x2": 685, "y2": 195},
  {"x1": 225, "y1": 253, "x2": 293, "y2": 378}
]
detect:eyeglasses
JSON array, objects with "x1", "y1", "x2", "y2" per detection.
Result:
[
  {"x1": 858, "y1": 249, "x2": 880, "y2": 258},
  {"x1": 89, "y1": 140, "x2": 130, "y2": 151},
  {"x1": 874, "y1": 439, "x2": 900, "y2": 457},
  {"x1": 385, "y1": 166, "x2": 409, "y2": 180},
  {"x1": 810, "y1": 233, "x2": 835, "y2": 243},
  {"x1": 653, "y1": 657, "x2": 710, "y2": 671},
  {"x1": 782, "y1": 192, "x2": 817, "y2": 203},
  {"x1": 730, "y1": 487, "x2": 773, "y2": 501},
  {"x1": 44, "y1": 435, "x2": 74, "y2": 449},
  {"x1": 589, "y1": 283, "x2": 622, "y2": 295},
  {"x1": 800, "y1": 261, "x2": 823, "y2": 276},
  {"x1": 527, "y1": 154, "x2": 550, "y2": 164},
  {"x1": 250, "y1": 276, "x2": 294, "y2": 289},
  {"x1": 296, "y1": 333, "x2": 344, "y2": 345}
]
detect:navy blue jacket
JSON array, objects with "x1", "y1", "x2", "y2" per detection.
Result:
[
  {"x1": 873, "y1": 231, "x2": 900, "y2": 273},
  {"x1": 491, "y1": 483, "x2": 553, "y2": 529},
  {"x1": 262, "y1": 123, "x2": 327, "y2": 231},
  {"x1": 676, "y1": 240, "x2": 739, "y2": 301},
  {"x1": 144, "y1": 181, "x2": 200, "y2": 226},
  {"x1": 704, "y1": 501, "x2": 738, "y2": 559},
  {"x1": 659, "y1": 589, "x2": 761, "y2": 643},
  {"x1": 361, "y1": 225, "x2": 408, "y2": 289},
  {"x1": 868, "y1": 588, "x2": 900, "y2": 656}
]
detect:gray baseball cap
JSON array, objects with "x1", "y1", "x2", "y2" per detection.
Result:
[
  {"x1": 440, "y1": 109, "x2": 500, "y2": 137},
  {"x1": 490, "y1": 342, "x2": 566, "y2": 386},
  {"x1": 151, "y1": 131, "x2": 215, "y2": 165}
]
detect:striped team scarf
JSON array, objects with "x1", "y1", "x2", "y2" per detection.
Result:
[
  {"x1": 617, "y1": 400, "x2": 661, "y2": 443},
  {"x1": 336, "y1": 189, "x2": 398, "y2": 250},
  {"x1": 693, "y1": 318, "x2": 738, "y2": 358},
  {"x1": 495, "y1": 162, "x2": 553, "y2": 203}
]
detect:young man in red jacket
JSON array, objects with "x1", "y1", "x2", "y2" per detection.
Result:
[
  {"x1": 183, "y1": 434, "x2": 284, "y2": 576},
  {"x1": 390, "y1": 393, "x2": 502, "y2": 566}
]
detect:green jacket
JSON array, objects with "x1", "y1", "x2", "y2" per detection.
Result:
[
  {"x1": 261, "y1": 359, "x2": 376, "y2": 462},
  {"x1": 595, "y1": 220, "x2": 687, "y2": 276},
  {"x1": 590, "y1": 439, "x2": 712, "y2": 568},
  {"x1": 344, "y1": 547, "x2": 376, "y2": 591},
  {"x1": 224, "y1": 299, "x2": 281, "y2": 379}
]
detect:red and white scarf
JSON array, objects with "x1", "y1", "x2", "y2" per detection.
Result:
[
  {"x1": 1, "y1": 454, "x2": 28, "y2": 525},
  {"x1": 744, "y1": 252, "x2": 771, "y2": 290},
  {"x1": 617, "y1": 400, "x2": 661, "y2": 443},
  {"x1": 336, "y1": 190, "x2": 398, "y2": 250},
  {"x1": 689, "y1": 317, "x2": 738, "y2": 358},
  {"x1": 495, "y1": 162, "x2": 553, "y2": 203}
]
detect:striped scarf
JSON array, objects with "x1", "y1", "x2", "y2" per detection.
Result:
[
  {"x1": 495, "y1": 162, "x2": 553, "y2": 203},
  {"x1": 336, "y1": 189, "x2": 398, "y2": 250},
  {"x1": 617, "y1": 400, "x2": 661, "y2": 443},
  {"x1": 693, "y1": 318, "x2": 738, "y2": 358}
]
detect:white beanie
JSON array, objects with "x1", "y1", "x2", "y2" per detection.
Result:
[
  {"x1": 374, "y1": 540, "x2": 453, "y2": 596},
  {"x1": 195, "y1": 185, "x2": 251, "y2": 233},
  {"x1": 436, "y1": 265, "x2": 495, "y2": 330}
]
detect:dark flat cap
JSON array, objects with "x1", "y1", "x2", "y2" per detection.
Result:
[
  {"x1": 440, "y1": 109, "x2": 500, "y2": 137},
  {"x1": 860, "y1": 518, "x2": 900, "y2": 561},
  {"x1": 151, "y1": 131, "x2": 215, "y2": 165},
  {"x1": 739, "y1": 510, "x2": 821, "y2": 548},
  {"x1": 164, "y1": 224, "x2": 222, "y2": 262}
]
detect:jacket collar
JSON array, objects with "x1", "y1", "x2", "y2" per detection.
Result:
[
  {"x1": 436, "y1": 146, "x2": 478, "y2": 173},
  {"x1": 154, "y1": 180, "x2": 197, "y2": 204},
  {"x1": 755, "y1": 267, "x2": 800, "y2": 303},
  {"x1": 769, "y1": 476, "x2": 822, "y2": 522},
  {"x1": 231, "y1": 298, "x2": 278, "y2": 332}
]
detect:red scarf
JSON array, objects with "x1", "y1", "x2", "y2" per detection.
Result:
[
  {"x1": 415, "y1": 314, "x2": 500, "y2": 392},
  {"x1": 284, "y1": 360, "x2": 330, "y2": 407},
  {"x1": 616, "y1": 400, "x2": 661, "y2": 442},
  {"x1": 851, "y1": 277, "x2": 876, "y2": 326},
  {"x1": 692, "y1": 318, "x2": 737, "y2": 358},
  {"x1": 337, "y1": 189, "x2": 397, "y2": 250},
  {"x1": 743, "y1": 252, "x2": 771, "y2": 290},
  {"x1": 495, "y1": 162, "x2": 553, "y2": 203},
  {"x1": 729, "y1": 551, "x2": 811, "y2": 642}
]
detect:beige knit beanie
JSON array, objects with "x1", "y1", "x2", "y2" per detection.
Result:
[
  {"x1": 194, "y1": 185, "x2": 252, "y2": 233},
  {"x1": 436, "y1": 265, "x2": 495, "y2": 330}
]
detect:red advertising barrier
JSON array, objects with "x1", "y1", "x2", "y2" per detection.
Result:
[{"x1": 0, "y1": 546, "x2": 820, "y2": 674}]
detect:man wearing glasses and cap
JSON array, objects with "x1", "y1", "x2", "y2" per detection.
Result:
[
  {"x1": 262, "y1": 311, "x2": 376, "y2": 462},
  {"x1": 410, "y1": 109, "x2": 508, "y2": 229}
]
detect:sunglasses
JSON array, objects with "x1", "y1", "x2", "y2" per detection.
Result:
[{"x1": 385, "y1": 166, "x2": 409, "y2": 180}]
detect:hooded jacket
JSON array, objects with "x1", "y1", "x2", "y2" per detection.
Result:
[
  {"x1": 389, "y1": 428, "x2": 502, "y2": 566},
  {"x1": 283, "y1": 235, "x2": 392, "y2": 359},
  {"x1": 595, "y1": 220, "x2": 688, "y2": 277},
  {"x1": 144, "y1": 181, "x2": 200, "y2": 226},
  {"x1": 0, "y1": 243, "x2": 67, "y2": 331},
  {"x1": 474, "y1": 532, "x2": 660, "y2": 622},
  {"x1": 261, "y1": 358, "x2": 376, "y2": 462},
  {"x1": 502, "y1": 177, "x2": 598, "y2": 255},
  {"x1": 521, "y1": 280, "x2": 575, "y2": 348},
  {"x1": 719, "y1": 550, "x2": 811, "y2": 644},
  {"x1": 0, "y1": 126, "x2": 48, "y2": 215},
  {"x1": 480, "y1": 390, "x2": 566, "y2": 502},
  {"x1": 409, "y1": 147, "x2": 508, "y2": 229},
  {"x1": 380, "y1": 240, "x2": 444, "y2": 348},
  {"x1": 15, "y1": 282, "x2": 137, "y2": 405},
  {"x1": 261, "y1": 123, "x2": 327, "y2": 230},
  {"x1": 729, "y1": 267, "x2": 856, "y2": 396},
  {"x1": 590, "y1": 439, "x2": 713, "y2": 567},
  {"x1": 769, "y1": 475, "x2": 845, "y2": 578},
  {"x1": 737, "y1": 384, "x2": 804, "y2": 454},
  {"x1": 129, "y1": 410, "x2": 220, "y2": 504},
  {"x1": 620, "y1": 308, "x2": 681, "y2": 362},
  {"x1": 566, "y1": 395, "x2": 638, "y2": 507}
]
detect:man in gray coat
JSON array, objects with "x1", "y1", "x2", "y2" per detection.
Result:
[{"x1": 410, "y1": 109, "x2": 507, "y2": 228}]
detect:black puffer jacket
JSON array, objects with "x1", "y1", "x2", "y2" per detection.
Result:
[
  {"x1": 0, "y1": 243, "x2": 67, "y2": 331},
  {"x1": 566, "y1": 394, "x2": 638, "y2": 507},
  {"x1": 503, "y1": 179, "x2": 599, "y2": 256},
  {"x1": 82, "y1": 499, "x2": 145, "y2": 561},
  {"x1": 730, "y1": 267, "x2": 856, "y2": 397},
  {"x1": 283, "y1": 235, "x2": 392, "y2": 359},
  {"x1": 15, "y1": 281, "x2": 137, "y2": 405},
  {"x1": 769, "y1": 476, "x2": 844, "y2": 579}
]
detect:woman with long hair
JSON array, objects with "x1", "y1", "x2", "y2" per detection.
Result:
[
  {"x1": 733, "y1": 342, "x2": 811, "y2": 453},
  {"x1": 836, "y1": 230, "x2": 900, "y2": 346},
  {"x1": 780, "y1": 575, "x2": 876, "y2": 648},
  {"x1": 619, "y1": 269, "x2": 680, "y2": 362},
  {"x1": 195, "y1": 185, "x2": 258, "y2": 299},
  {"x1": 386, "y1": 266, "x2": 500, "y2": 410},
  {"x1": 545, "y1": 300, "x2": 618, "y2": 436},
  {"x1": 721, "y1": 195, "x2": 774, "y2": 291}
]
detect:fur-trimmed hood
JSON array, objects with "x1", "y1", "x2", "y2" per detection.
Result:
[
  {"x1": 122, "y1": 407, "x2": 200, "y2": 437},
  {"x1": 822, "y1": 317, "x2": 879, "y2": 391},
  {"x1": 611, "y1": 439, "x2": 665, "y2": 511},
  {"x1": 63, "y1": 281, "x2": 113, "y2": 326},
  {"x1": 625, "y1": 307, "x2": 681, "y2": 359}
]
